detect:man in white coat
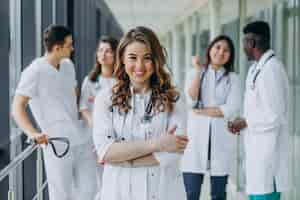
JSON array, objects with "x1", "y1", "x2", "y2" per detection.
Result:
[
  {"x1": 12, "y1": 25, "x2": 96, "y2": 200},
  {"x1": 228, "y1": 21, "x2": 290, "y2": 200}
]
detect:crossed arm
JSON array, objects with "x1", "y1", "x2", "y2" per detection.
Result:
[{"x1": 100, "y1": 128, "x2": 188, "y2": 167}]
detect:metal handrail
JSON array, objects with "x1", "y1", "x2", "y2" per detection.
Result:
[
  {"x1": 32, "y1": 180, "x2": 48, "y2": 200},
  {"x1": 0, "y1": 143, "x2": 38, "y2": 182},
  {"x1": 0, "y1": 142, "x2": 47, "y2": 200}
]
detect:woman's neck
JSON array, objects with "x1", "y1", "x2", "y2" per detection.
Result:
[
  {"x1": 101, "y1": 65, "x2": 114, "y2": 77},
  {"x1": 131, "y1": 82, "x2": 150, "y2": 94},
  {"x1": 210, "y1": 63, "x2": 222, "y2": 71}
]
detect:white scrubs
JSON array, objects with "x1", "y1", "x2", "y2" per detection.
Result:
[
  {"x1": 16, "y1": 57, "x2": 96, "y2": 200},
  {"x1": 243, "y1": 50, "x2": 290, "y2": 194},
  {"x1": 79, "y1": 75, "x2": 115, "y2": 200},
  {"x1": 93, "y1": 88, "x2": 187, "y2": 200},
  {"x1": 181, "y1": 66, "x2": 242, "y2": 175}
]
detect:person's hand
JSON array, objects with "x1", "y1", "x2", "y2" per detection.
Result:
[
  {"x1": 156, "y1": 126, "x2": 189, "y2": 153},
  {"x1": 98, "y1": 158, "x2": 106, "y2": 165},
  {"x1": 87, "y1": 118, "x2": 93, "y2": 128},
  {"x1": 228, "y1": 118, "x2": 247, "y2": 135},
  {"x1": 175, "y1": 135, "x2": 188, "y2": 152},
  {"x1": 192, "y1": 55, "x2": 203, "y2": 70},
  {"x1": 193, "y1": 108, "x2": 203, "y2": 114},
  {"x1": 88, "y1": 96, "x2": 95, "y2": 103},
  {"x1": 32, "y1": 133, "x2": 49, "y2": 145}
]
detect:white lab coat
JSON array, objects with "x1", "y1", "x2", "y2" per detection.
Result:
[
  {"x1": 181, "y1": 66, "x2": 242, "y2": 176},
  {"x1": 79, "y1": 75, "x2": 115, "y2": 200},
  {"x1": 80, "y1": 75, "x2": 116, "y2": 115},
  {"x1": 93, "y1": 88, "x2": 186, "y2": 200},
  {"x1": 243, "y1": 50, "x2": 290, "y2": 194},
  {"x1": 80, "y1": 75, "x2": 115, "y2": 141}
]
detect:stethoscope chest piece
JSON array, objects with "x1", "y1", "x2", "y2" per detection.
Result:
[
  {"x1": 141, "y1": 114, "x2": 152, "y2": 124},
  {"x1": 95, "y1": 81, "x2": 101, "y2": 90}
]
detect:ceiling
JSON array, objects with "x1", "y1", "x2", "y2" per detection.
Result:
[{"x1": 104, "y1": 0, "x2": 208, "y2": 34}]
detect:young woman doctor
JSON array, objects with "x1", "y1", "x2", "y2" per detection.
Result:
[
  {"x1": 181, "y1": 35, "x2": 242, "y2": 200},
  {"x1": 93, "y1": 26, "x2": 188, "y2": 200},
  {"x1": 79, "y1": 36, "x2": 118, "y2": 200},
  {"x1": 80, "y1": 36, "x2": 118, "y2": 127}
]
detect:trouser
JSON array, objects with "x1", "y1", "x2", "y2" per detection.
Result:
[
  {"x1": 43, "y1": 142, "x2": 97, "y2": 200},
  {"x1": 183, "y1": 173, "x2": 228, "y2": 200},
  {"x1": 248, "y1": 180, "x2": 281, "y2": 200},
  {"x1": 249, "y1": 192, "x2": 281, "y2": 200}
]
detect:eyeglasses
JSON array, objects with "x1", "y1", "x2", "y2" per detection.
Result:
[{"x1": 28, "y1": 137, "x2": 70, "y2": 158}]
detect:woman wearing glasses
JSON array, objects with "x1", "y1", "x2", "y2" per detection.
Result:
[
  {"x1": 181, "y1": 35, "x2": 242, "y2": 200},
  {"x1": 93, "y1": 26, "x2": 188, "y2": 200},
  {"x1": 79, "y1": 36, "x2": 118, "y2": 199}
]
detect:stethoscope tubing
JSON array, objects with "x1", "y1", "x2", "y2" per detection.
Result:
[{"x1": 28, "y1": 137, "x2": 70, "y2": 158}]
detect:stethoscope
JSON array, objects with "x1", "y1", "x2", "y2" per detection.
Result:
[
  {"x1": 28, "y1": 137, "x2": 70, "y2": 158},
  {"x1": 109, "y1": 90, "x2": 154, "y2": 142},
  {"x1": 94, "y1": 76, "x2": 101, "y2": 90},
  {"x1": 250, "y1": 54, "x2": 275, "y2": 90},
  {"x1": 140, "y1": 93, "x2": 154, "y2": 124},
  {"x1": 130, "y1": 86, "x2": 154, "y2": 124},
  {"x1": 193, "y1": 67, "x2": 229, "y2": 109},
  {"x1": 108, "y1": 90, "x2": 155, "y2": 198}
]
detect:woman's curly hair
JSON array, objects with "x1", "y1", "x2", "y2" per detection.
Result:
[{"x1": 111, "y1": 26, "x2": 179, "y2": 114}]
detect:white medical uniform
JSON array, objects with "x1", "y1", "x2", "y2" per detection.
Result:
[
  {"x1": 93, "y1": 88, "x2": 187, "y2": 200},
  {"x1": 16, "y1": 57, "x2": 96, "y2": 200},
  {"x1": 243, "y1": 50, "x2": 290, "y2": 194},
  {"x1": 181, "y1": 66, "x2": 242, "y2": 175},
  {"x1": 79, "y1": 75, "x2": 115, "y2": 200}
]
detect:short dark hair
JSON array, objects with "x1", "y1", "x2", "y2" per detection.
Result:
[
  {"x1": 205, "y1": 35, "x2": 235, "y2": 75},
  {"x1": 243, "y1": 21, "x2": 270, "y2": 51},
  {"x1": 43, "y1": 25, "x2": 72, "y2": 52}
]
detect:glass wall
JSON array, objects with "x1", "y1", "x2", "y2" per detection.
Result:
[
  {"x1": 165, "y1": 0, "x2": 300, "y2": 199},
  {"x1": 0, "y1": 0, "x2": 10, "y2": 199}
]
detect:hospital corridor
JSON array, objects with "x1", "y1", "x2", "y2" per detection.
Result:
[{"x1": 0, "y1": 0, "x2": 300, "y2": 200}]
